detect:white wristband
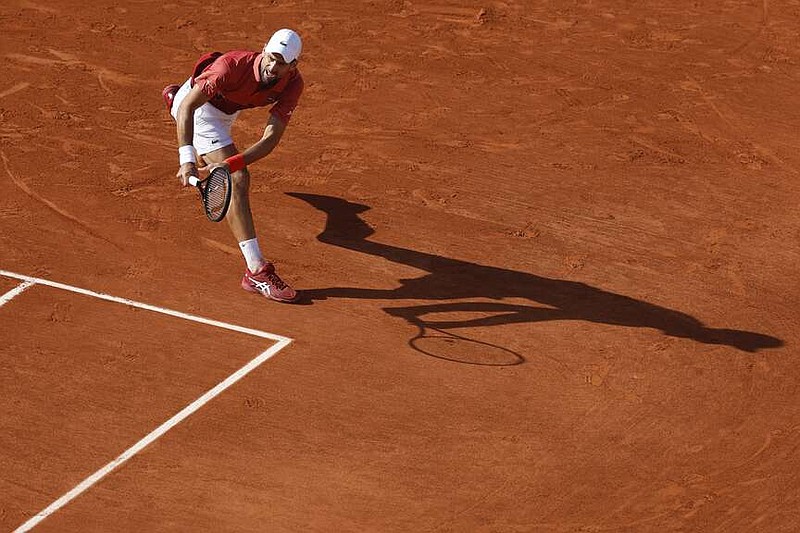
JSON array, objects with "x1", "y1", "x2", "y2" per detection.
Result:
[{"x1": 178, "y1": 145, "x2": 196, "y2": 165}]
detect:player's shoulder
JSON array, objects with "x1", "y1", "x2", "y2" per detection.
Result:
[{"x1": 219, "y1": 49, "x2": 259, "y2": 65}]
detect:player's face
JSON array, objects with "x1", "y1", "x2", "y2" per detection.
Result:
[{"x1": 261, "y1": 53, "x2": 293, "y2": 84}]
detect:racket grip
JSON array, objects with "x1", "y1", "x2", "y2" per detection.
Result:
[{"x1": 188, "y1": 176, "x2": 200, "y2": 187}]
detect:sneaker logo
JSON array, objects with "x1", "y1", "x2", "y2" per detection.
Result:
[
  {"x1": 248, "y1": 277, "x2": 274, "y2": 294},
  {"x1": 211, "y1": 139, "x2": 220, "y2": 144}
]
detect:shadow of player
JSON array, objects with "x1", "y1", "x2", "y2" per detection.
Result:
[{"x1": 289, "y1": 193, "x2": 783, "y2": 362}]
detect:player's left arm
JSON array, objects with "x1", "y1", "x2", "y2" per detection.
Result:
[
  {"x1": 240, "y1": 113, "x2": 287, "y2": 165},
  {"x1": 199, "y1": 113, "x2": 287, "y2": 176},
  {"x1": 206, "y1": 74, "x2": 302, "y2": 174},
  {"x1": 237, "y1": 73, "x2": 301, "y2": 167}
]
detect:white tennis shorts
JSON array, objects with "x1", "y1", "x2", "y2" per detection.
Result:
[{"x1": 170, "y1": 78, "x2": 240, "y2": 156}]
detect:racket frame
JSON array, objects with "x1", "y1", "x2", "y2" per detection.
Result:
[{"x1": 188, "y1": 168, "x2": 232, "y2": 222}]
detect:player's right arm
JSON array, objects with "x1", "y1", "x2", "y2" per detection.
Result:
[{"x1": 175, "y1": 84, "x2": 211, "y2": 186}]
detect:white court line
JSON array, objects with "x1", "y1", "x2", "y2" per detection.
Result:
[
  {"x1": 0, "y1": 270, "x2": 289, "y2": 341},
  {"x1": 0, "y1": 280, "x2": 35, "y2": 307},
  {"x1": 0, "y1": 270, "x2": 293, "y2": 532}
]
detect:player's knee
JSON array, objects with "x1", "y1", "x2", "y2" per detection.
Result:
[{"x1": 231, "y1": 167, "x2": 251, "y2": 193}]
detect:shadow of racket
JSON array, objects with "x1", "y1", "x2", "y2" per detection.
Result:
[
  {"x1": 384, "y1": 303, "x2": 527, "y2": 366},
  {"x1": 409, "y1": 325, "x2": 524, "y2": 366},
  {"x1": 397, "y1": 312, "x2": 525, "y2": 366}
]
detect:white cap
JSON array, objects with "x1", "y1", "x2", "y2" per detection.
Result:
[{"x1": 264, "y1": 29, "x2": 302, "y2": 63}]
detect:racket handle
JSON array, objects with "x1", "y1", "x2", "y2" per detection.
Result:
[{"x1": 188, "y1": 176, "x2": 200, "y2": 187}]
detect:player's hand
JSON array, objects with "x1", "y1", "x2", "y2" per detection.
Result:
[
  {"x1": 177, "y1": 162, "x2": 197, "y2": 187},
  {"x1": 197, "y1": 161, "x2": 230, "y2": 180}
]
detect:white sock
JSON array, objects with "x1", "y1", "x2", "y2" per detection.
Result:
[{"x1": 239, "y1": 238, "x2": 265, "y2": 272}]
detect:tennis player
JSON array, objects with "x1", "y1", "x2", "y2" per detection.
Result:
[{"x1": 163, "y1": 29, "x2": 303, "y2": 303}]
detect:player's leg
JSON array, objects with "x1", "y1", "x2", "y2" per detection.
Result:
[
  {"x1": 197, "y1": 128, "x2": 297, "y2": 303},
  {"x1": 200, "y1": 144, "x2": 255, "y2": 242},
  {"x1": 166, "y1": 80, "x2": 259, "y2": 248},
  {"x1": 186, "y1": 104, "x2": 257, "y2": 249}
]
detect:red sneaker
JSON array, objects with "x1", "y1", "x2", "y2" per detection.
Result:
[
  {"x1": 162, "y1": 84, "x2": 180, "y2": 113},
  {"x1": 241, "y1": 263, "x2": 298, "y2": 303}
]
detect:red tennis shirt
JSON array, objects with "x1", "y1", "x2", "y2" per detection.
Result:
[{"x1": 192, "y1": 50, "x2": 303, "y2": 125}]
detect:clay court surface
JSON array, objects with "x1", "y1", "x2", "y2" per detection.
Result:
[{"x1": 1, "y1": 0, "x2": 799, "y2": 531}]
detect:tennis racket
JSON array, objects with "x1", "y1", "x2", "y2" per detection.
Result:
[{"x1": 188, "y1": 167, "x2": 232, "y2": 222}]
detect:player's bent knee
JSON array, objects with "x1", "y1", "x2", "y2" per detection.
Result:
[{"x1": 231, "y1": 168, "x2": 251, "y2": 193}]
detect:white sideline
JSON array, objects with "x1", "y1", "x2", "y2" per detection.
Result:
[
  {"x1": 0, "y1": 270, "x2": 292, "y2": 532},
  {"x1": 0, "y1": 270, "x2": 290, "y2": 342},
  {"x1": 0, "y1": 280, "x2": 34, "y2": 307}
]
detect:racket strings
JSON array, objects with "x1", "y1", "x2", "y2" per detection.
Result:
[{"x1": 204, "y1": 171, "x2": 231, "y2": 219}]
